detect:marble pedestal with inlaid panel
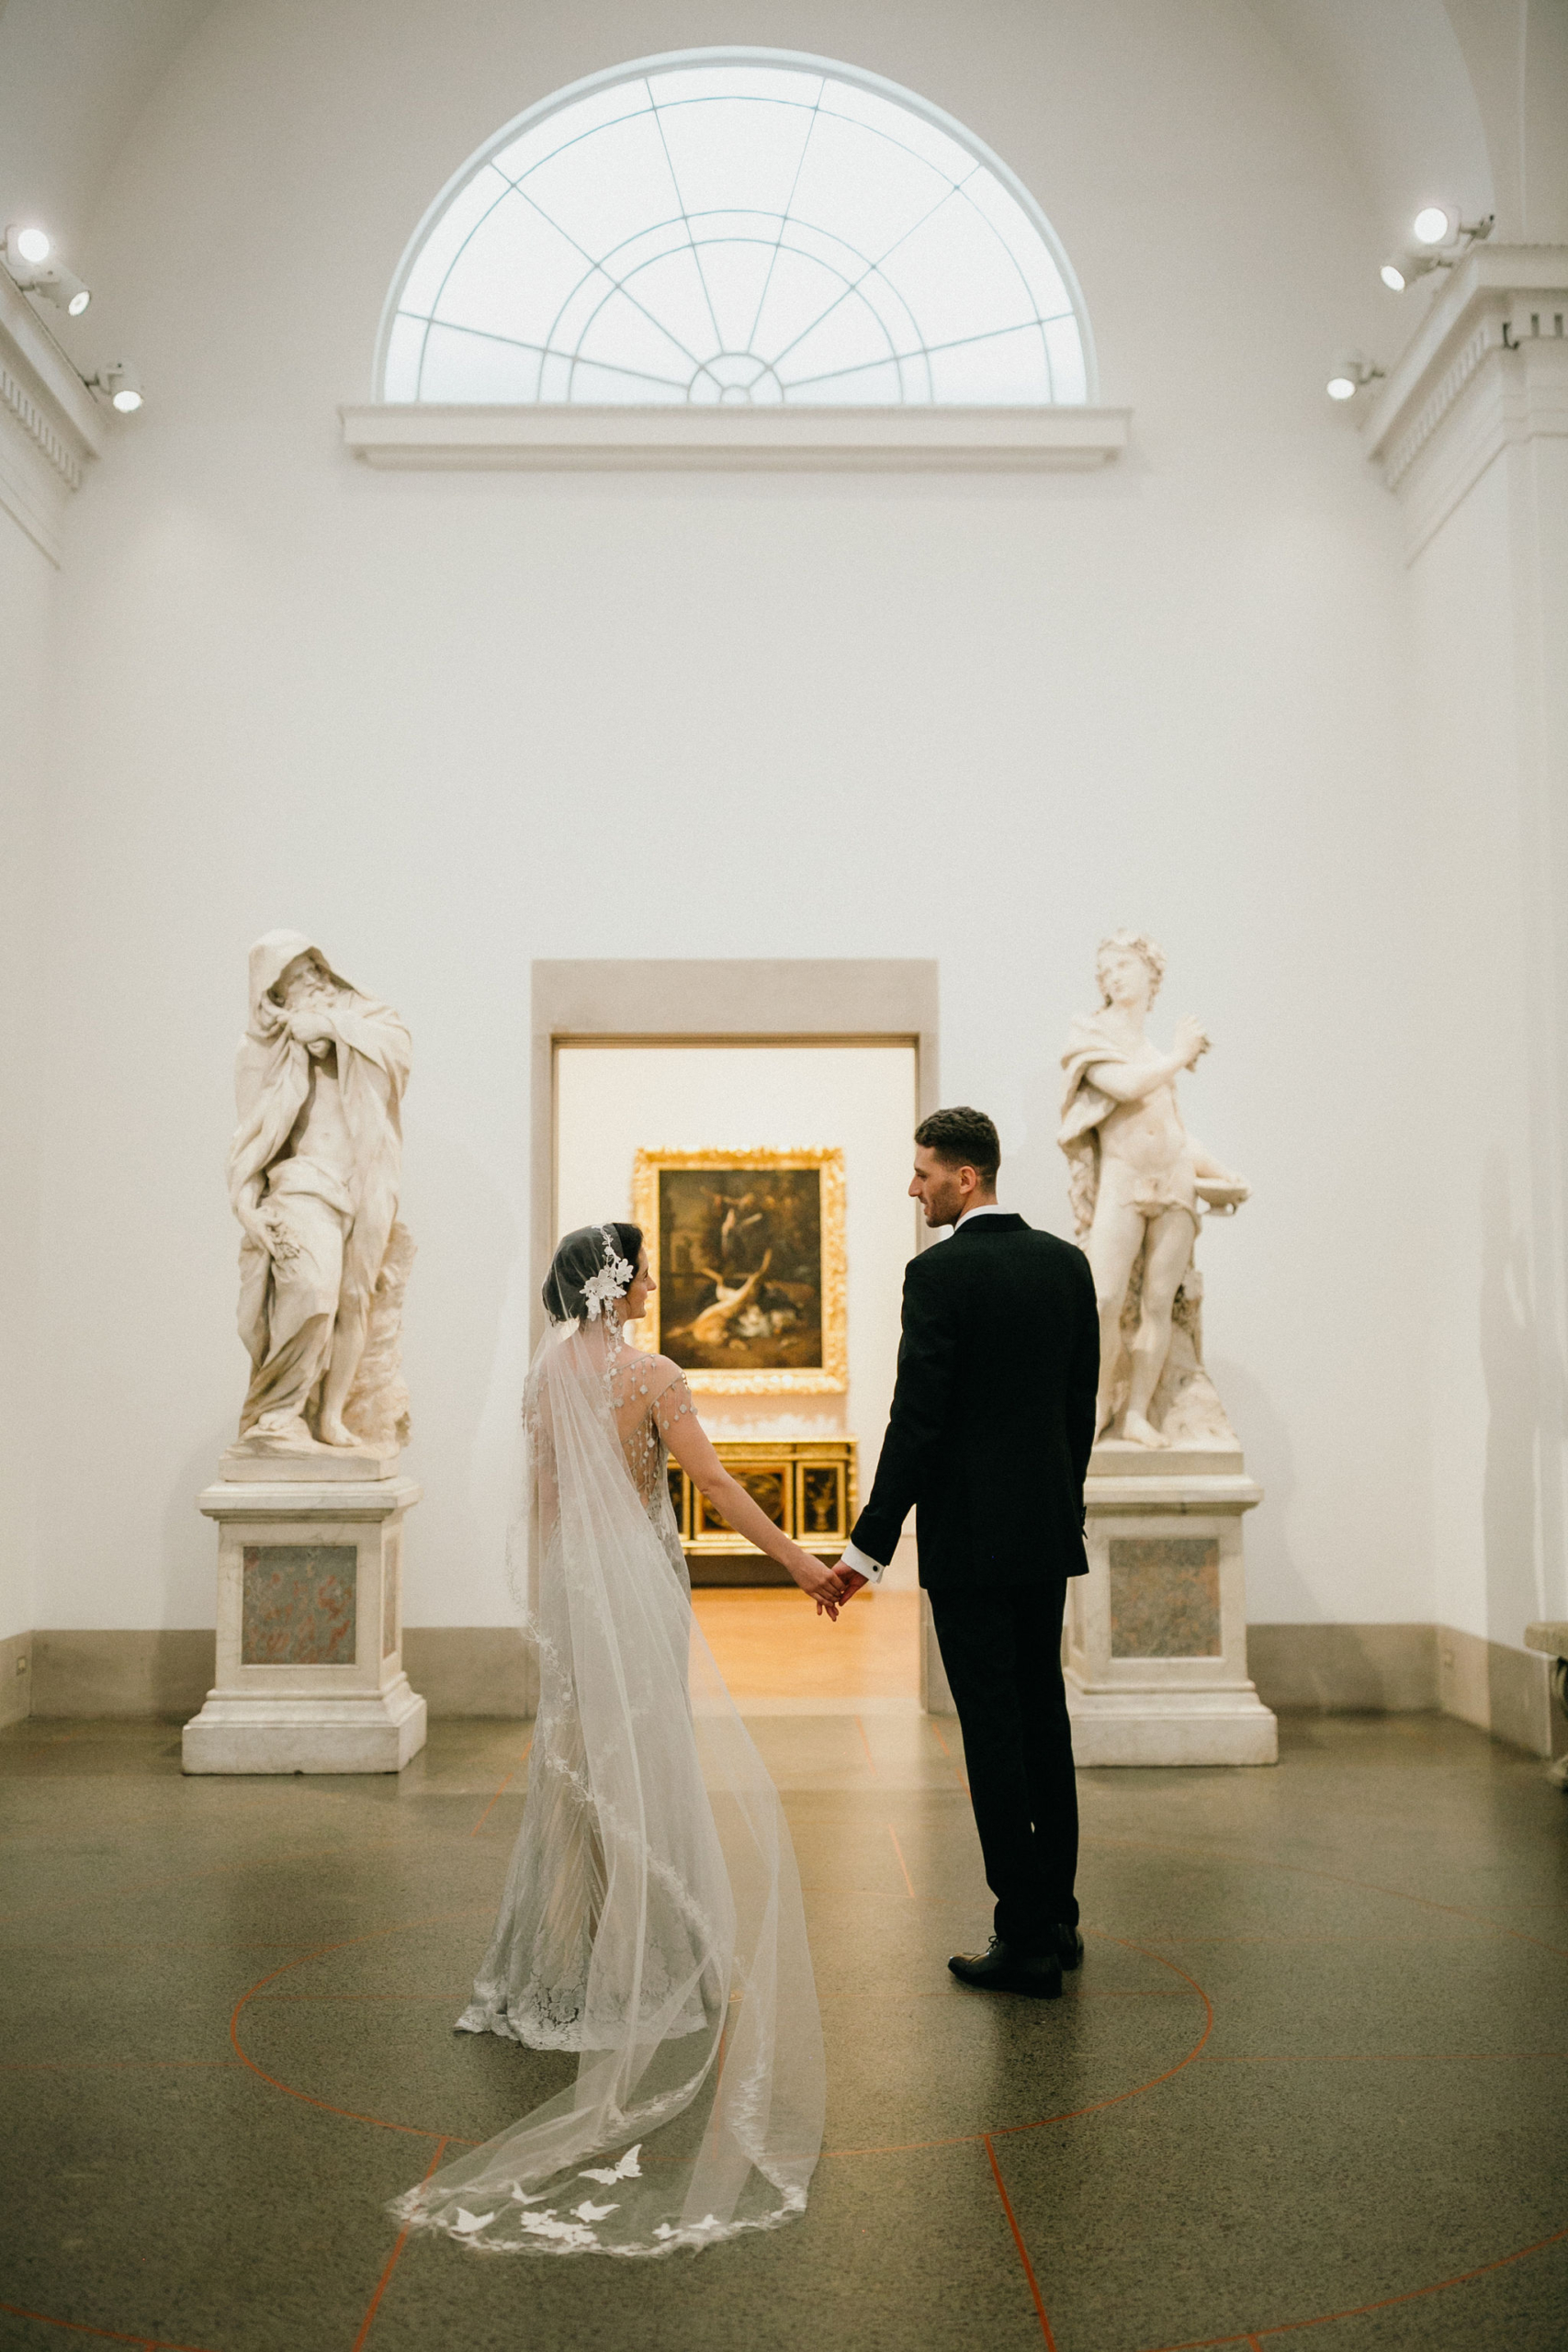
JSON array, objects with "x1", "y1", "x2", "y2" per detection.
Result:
[
  {"x1": 1065, "y1": 1442, "x2": 1276, "y2": 1765},
  {"x1": 182, "y1": 1473, "x2": 426, "y2": 1774}
]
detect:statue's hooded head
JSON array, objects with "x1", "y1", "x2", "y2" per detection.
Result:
[{"x1": 246, "y1": 931, "x2": 354, "y2": 1035}]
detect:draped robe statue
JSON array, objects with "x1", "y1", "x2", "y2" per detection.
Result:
[
  {"x1": 1059, "y1": 931, "x2": 1247, "y2": 1449},
  {"x1": 228, "y1": 932, "x2": 413, "y2": 1457}
]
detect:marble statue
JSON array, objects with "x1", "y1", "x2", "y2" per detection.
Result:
[
  {"x1": 227, "y1": 932, "x2": 414, "y2": 1461},
  {"x1": 1059, "y1": 932, "x2": 1247, "y2": 1449}
]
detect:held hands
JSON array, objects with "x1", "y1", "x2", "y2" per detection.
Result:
[
  {"x1": 1173, "y1": 1015, "x2": 1211, "y2": 1069},
  {"x1": 811, "y1": 1560, "x2": 869, "y2": 1619},
  {"x1": 791, "y1": 1549, "x2": 845, "y2": 1619}
]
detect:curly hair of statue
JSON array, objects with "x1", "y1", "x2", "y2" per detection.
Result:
[{"x1": 1095, "y1": 929, "x2": 1166, "y2": 1005}]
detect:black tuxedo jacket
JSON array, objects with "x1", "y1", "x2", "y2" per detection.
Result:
[{"x1": 851, "y1": 1214, "x2": 1099, "y2": 1591}]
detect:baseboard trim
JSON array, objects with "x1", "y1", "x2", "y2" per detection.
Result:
[
  {"x1": 31, "y1": 1629, "x2": 216, "y2": 1719},
  {"x1": 1251, "y1": 1621, "x2": 1562, "y2": 1758},
  {"x1": 9, "y1": 1623, "x2": 1562, "y2": 1756},
  {"x1": 1438, "y1": 1622, "x2": 1562, "y2": 1759},
  {"x1": 22, "y1": 1625, "x2": 537, "y2": 1723},
  {"x1": 400, "y1": 1626, "x2": 536, "y2": 1717},
  {"x1": 0, "y1": 1631, "x2": 32, "y2": 1728},
  {"x1": 1247, "y1": 1623, "x2": 1438, "y2": 1714}
]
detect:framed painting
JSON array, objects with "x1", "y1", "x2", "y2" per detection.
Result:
[{"x1": 629, "y1": 1148, "x2": 847, "y2": 1394}]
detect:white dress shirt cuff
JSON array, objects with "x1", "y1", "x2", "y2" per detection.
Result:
[{"x1": 840, "y1": 1538, "x2": 886, "y2": 1587}]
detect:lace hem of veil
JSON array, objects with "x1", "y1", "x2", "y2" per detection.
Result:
[
  {"x1": 456, "y1": 1974, "x2": 708, "y2": 2054},
  {"x1": 387, "y1": 2180, "x2": 808, "y2": 2262}
]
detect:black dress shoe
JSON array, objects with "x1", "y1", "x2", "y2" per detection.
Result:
[
  {"x1": 948, "y1": 1937, "x2": 1063, "y2": 1999},
  {"x1": 1055, "y1": 1923, "x2": 1085, "y2": 1971}
]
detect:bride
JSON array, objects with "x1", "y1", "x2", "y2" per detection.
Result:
[{"x1": 391, "y1": 1223, "x2": 844, "y2": 2258}]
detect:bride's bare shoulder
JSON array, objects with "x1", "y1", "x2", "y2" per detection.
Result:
[{"x1": 615, "y1": 1350, "x2": 690, "y2": 1401}]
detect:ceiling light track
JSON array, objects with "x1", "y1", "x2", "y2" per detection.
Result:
[
  {"x1": 3, "y1": 222, "x2": 144, "y2": 415},
  {"x1": 1381, "y1": 209, "x2": 1494, "y2": 294}
]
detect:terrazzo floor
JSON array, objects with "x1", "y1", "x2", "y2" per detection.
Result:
[{"x1": 2, "y1": 1707, "x2": 1565, "y2": 2350}]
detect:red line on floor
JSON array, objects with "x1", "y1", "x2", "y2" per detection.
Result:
[
  {"x1": 1080, "y1": 1830, "x2": 1568, "y2": 1962},
  {"x1": 822, "y1": 1934, "x2": 1213, "y2": 2158},
  {"x1": 924, "y1": 1716, "x2": 971, "y2": 1789},
  {"x1": 984, "y1": 2134, "x2": 1056, "y2": 2347},
  {"x1": 468, "y1": 1737, "x2": 532, "y2": 1838},
  {"x1": 0, "y1": 2303, "x2": 214, "y2": 2350},
  {"x1": 854, "y1": 1715, "x2": 877, "y2": 1774},
  {"x1": 887, "y1": 1824, "x2": 915, "y2": 1897},
  {"x1": 991, "y1": 1939, "x2": 1213, "y2": 2140},
  {"x1": 1142, "y1": 2218, "x2": 1568, "y2": 2347},
  {"x1": 229, "y1": 1920, "x2": 487, "y2": 2143},
  {"x1": 351, "y1": 2136, "x2": 449, "y2": 2350}
]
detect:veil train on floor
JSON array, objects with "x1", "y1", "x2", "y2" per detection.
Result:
[{"x1": 389, "y1": 1284, "x2": 824, "y2": 2258}]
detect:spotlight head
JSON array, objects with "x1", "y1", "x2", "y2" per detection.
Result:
[
  {"x1": 10, "y1": 224, "x2": 51, "y2": 266},
  {"x1": 15, "y1": 258, "x2": 91, "y2": 314},
  {"x1": 90, "y1": 361, "x2": 143, "y2": 414},
  {"x1": 1413, "y1": 205, "x2": 1456, "y2": 247},
  {"x1": 1325, "y1": 356, "x2": 1384, "y2": 402},
  {"x1": 1381, "y1": 250, "x2": 1439, "y2": 293}
]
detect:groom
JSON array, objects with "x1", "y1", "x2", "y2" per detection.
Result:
[{"x1": 834, "y1": 1107, "x2": 1099, "y2": 1999}]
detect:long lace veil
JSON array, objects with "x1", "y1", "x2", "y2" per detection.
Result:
[{"x1": 390, "y1": 1236, "x2": 825, "y2": 2256}]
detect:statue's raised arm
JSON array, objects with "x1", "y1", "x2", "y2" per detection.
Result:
[
  {"x1": 1059, "y1": 931, "x2": 1247, "y2": 1450},
  {"x1": 227, "y1": 931, "x2": 414, "y2": 1464}
]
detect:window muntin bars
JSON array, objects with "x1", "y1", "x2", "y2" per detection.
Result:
[{"x1": 381, "y1": 57, "x2": 1091, "y2": 407}]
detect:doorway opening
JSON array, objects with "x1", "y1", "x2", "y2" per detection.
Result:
[{"x1": 556, "y1": 1039, "x2": 919, "y2": 1709}]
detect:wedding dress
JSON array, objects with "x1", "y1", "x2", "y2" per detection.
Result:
[{"x1": 390, "y1": 1229, "x2": 824, "y2": 2257}]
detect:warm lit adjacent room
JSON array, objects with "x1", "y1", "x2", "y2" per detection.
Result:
[{"x1": 3, "y1": 6, "x2": 1566, "y2": 2349}]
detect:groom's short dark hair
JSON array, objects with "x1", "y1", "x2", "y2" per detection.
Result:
[{"x1": 915, "y1": 1106, "x2": 1000, "y2": 1185}]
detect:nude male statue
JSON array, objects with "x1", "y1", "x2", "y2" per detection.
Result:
[
  {"x1": 229, "y1": 932, "x2": 412, "y2": 1453},
  {"x1": 1059, "y1": 932, "x2": 1247, "y2": 1447}
]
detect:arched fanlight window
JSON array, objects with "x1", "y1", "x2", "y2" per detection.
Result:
[{"x1": 379, "y1": 52, "x2": 1094, "y2": 407}]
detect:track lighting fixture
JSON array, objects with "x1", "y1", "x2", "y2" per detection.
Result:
[
  {"x1": 1381, "y1": 209, "x2": 1494, "y2": 292},
  {"x1": 3, "y1": 222, "x2": 91, "y2": 313},
  {"x1": 1381, "y1": 253, "x2": 1438, "y2": 294},
  {"x1": 4, "y1": 225, "x2": 144, "y2": 415},
  {"x1": 1326, "y1": 357, "x2": 1385, "y2": 401},
  {"x1": 85, "y1": 362, "x2": 143, "y2": 413}
]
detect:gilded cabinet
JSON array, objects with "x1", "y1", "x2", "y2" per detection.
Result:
[{"x1": 668, "y1": 1439, "x2": 859, "y2": 1587}]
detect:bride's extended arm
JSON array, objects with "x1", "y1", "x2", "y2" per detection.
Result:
[{"x1": 658, "y1": 1385, "x2": 842, "y2": 1608}]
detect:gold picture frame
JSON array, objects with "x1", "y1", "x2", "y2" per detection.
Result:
[{"x1": 630, "y1": 1147, "x2": 847, "y2": 1394}]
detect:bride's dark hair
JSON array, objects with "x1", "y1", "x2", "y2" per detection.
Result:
[{"x1": 542, "y1": 1222, "x2": 645, "y2": 1325}]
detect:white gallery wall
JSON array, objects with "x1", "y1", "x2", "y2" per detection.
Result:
[
  {"x1": 0, "y1": 520, "x2": 51, "y2": 1647},
  {"x1": 0, "y1": 0, "x2": 1562, "y2": 1695}
]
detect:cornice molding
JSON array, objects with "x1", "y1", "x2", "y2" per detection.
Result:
[
  {"x1": 0, "y1": 266, "x2": 104, "y2": 565},
  {"x1": 1362, "y1": 244, "x2": 1568, "y2": 560},
  {"x1": 339, "y1": 401, "x2": 1130, "y2": 472}
]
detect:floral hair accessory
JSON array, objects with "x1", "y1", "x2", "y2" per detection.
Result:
[{"x1": 581, "y1": 1227, "x2": 634, "y2": 1321}]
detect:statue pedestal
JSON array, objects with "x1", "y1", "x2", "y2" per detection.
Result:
[
  {"x1": 182, "y1": 1475, "x2": 427, "y2": 1775},
  {"x1": 1066, "y1": 1442, "x2": 1277, "y2": 1766}
]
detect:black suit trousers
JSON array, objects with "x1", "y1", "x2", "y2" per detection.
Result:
[{"x1": 926, "y1": 1577, "x2": 1078, "y2": 1951}]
